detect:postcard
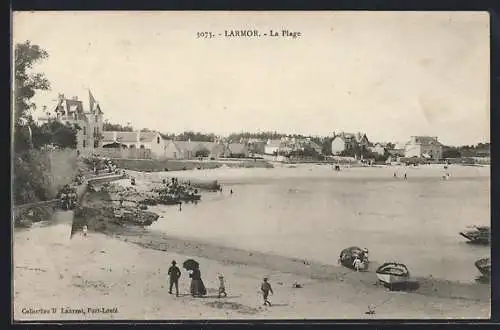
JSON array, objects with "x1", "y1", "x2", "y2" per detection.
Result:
[{"x1": 12, "y1": 11, "x2": 490, "y2": 321}]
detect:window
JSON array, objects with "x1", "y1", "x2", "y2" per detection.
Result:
[
  {"x1": 157, "y1": 137, "x2": 160, "y2": 144},
  {"x1": 129, "y1": 145, "x2": 135, "y2": 149},
  {"x1": 140, "y1": 145, "x2": 145, "y2": 149},
  {"x1": 83, "y1": 127, "x2": 86, "y2": 135},
  {"x1": 83, "y1": 140, "x2": 86, "y2": 148}
]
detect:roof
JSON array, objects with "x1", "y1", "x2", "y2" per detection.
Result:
[
  {"x1": 102, "y1": 131, "x2": 159, "y2": 143},
  {"x1": 334, "y1": 132, "x2": 368, "y2": 143},
  {"x1": 51, "y1": 90, "x2": 103, "y2": 115},
  {"x1": 266, "y1": 139, "x2": 282, "y2": 148},
  {"x1": 173, "y1": 141, "x2": 203, "y2": 152},
  {"x1": 408, "y1": 136, "x2": 442, "y2": 146},
  {"x1": 227, "y1": 143, "x2": 247, "y2": 154}
]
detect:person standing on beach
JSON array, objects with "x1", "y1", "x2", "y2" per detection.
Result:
[
  {"x1": 261, "y1": 277, "x2": 273, "y2": 306},
  {"x1": 404, "y1": 173, "x2": 407, "y2": 180},
  {"x1": 217, "y1": 274, "x2": 227, "y2": 298},
  {"x1": 168, "y1": 260, "x2": 181, "y2": 296}
]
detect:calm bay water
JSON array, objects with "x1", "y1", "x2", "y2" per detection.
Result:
[{"x1": 148, "y1": 166, "x2": 490, "y2": 283}]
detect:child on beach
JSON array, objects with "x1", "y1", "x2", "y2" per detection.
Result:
[
  {"x1": 82, "y1": 224, "x2": 88, "y2": 237},
  {"x1": 217, "y1": 274, "x2": 227, "y2": 298},
  {"x1": 261, "y1": 277, "x2": 273, "y2": 306},
  {"x1": 353, "y1": 257, "x2": 362, "y2": 272}
]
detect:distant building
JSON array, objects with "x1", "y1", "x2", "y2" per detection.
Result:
[
  {"x1": 163, "y1": 140, "x2": 248, "y2": 159},
  {"x1": 226, "y1": 143, "x2": 249, "y2": 158},
  {"x1": 101, "y1": 131, "x2": 165, "y2": 159},
  {"x1": 370, "y1": 143, "x2": 386, "y2": 156},
  {"x1": 37, "y1": 91, "x2": 104, "y2": 154},
  {"x1": 330, "y1": 132, "x2": 370, "y2": 155},
  {"x1": 265, "y1": 139, "x2": 282, "y2": 155},
  {"x1": 246, "y1": 139, "x2": 266, "y2": 155},
  {"x1": 404, "y1": 136, "x2": 443, "y2": 160}
]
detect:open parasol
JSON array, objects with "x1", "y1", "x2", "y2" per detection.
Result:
[{"x1": 183, "y1": 259, "x2": 200, "y2": 271}]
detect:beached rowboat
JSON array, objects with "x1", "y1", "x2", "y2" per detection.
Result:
[
  {"x1": 376, "y1": 262, "x2": 410, "y2": 285},
  {"x1": 474, "y1": 257, "x2": 491, "y2": 277},
  {"x1": 338, "y1": 246, "x2": 369, "y2": 270},
  {"x1": 459, "y1": 225, "x2": 490, "y2": 244}
]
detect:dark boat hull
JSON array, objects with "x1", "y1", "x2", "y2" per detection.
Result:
[
  {"x1": 459, "y1": 231, "x2": 490, "y2": 244},
  {"x1": 475, "y1": 258, "x2": 491, "y2": 277}
]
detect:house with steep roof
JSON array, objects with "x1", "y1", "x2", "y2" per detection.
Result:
[
  {"x1": 404, "y1": 136, "x2": 443, "y2": 160},
  {"x1": 101, "y1": 131, "x2": 165, "y2": 159},
  {"x1": 330, "y1": 132, "x2": 370, "y2": 155},
  {"x1": 37, "y1": 91, "x2": 104, "y2": 154}
]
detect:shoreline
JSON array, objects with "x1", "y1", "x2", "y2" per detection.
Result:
[
  {"x1": 76, "y1": 168, "x2": 490, "y2": 304},
  {"x1": 78, "y1": 190, "x2": 490, "y2": 303},
  {"x1": 13, "y1": 183, "x2": 491, "y2": 320},
  {"x1": 102, "y1": 226, "x2": 490, "y2": 303},
  {"x1": 14, "y1": 164, "x2": 490, "y2": 320},
  {"x1": 14, "y1": 225, "x2": 491, "y2": 320}
]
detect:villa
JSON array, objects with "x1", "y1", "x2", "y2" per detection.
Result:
[
  {"x1": 37, "y1": 91, "x2": 104, "y2": 155},
  {"x1": 330, "y1": 132, "x2": 370, "y2": 155},
  {"x1": 404, "y1": 136, "x2": 443, "y2": 160}
]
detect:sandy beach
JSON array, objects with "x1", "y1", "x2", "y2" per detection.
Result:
[
  {"x1": 127, "y1": 163, "x2": 490, "y2": 185},
  {"x1": 13, "y1": 164, "x2": 491, "y2": 320},
  {"x1": 13, "y1": 219, "x2": 490, "y2": 320}
]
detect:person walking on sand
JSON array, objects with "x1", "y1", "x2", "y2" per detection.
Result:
[
  {"x1": 261, "y1": 277, "x2": 273, "y2": 306},
  {"x1": 217, "y1": 274, "x2": 227, "y2": 298},
  {"x1": 168, "y1": 260, "x2": 181, "y2": 296},
  {"x1": 404, "y1": 173, "x2": 407, "y2": 180},
  {"x1": 82, "y1": 224, "x2": 88, "y2": 237},
  {"x1": 190, "y1": 267, "x2": 207, "y2": 297}
]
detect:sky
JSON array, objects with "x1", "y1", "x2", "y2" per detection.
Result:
[{"x1": 13, "y1": 11, "x2": 490, "y2": 146}]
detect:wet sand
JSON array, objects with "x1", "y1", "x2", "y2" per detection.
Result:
[{"x1": 13, "y1": 223, "x2": 490, "y2": 320}]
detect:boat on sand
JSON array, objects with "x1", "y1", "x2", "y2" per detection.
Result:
[
  {"x1": 459, "y1": 225, "x2": 490, "y2": 244},
  {"x1": 475, "y1": 258, "x2": 491, "y2": 277},
  {"x1": 338, "y1": 246, "x2": 369, "y2": 271},
  {"x1": 376, "y1": 262, "x2": 410, "y2": 287}
]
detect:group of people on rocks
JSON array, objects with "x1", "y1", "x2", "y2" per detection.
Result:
[
  {"x1": 167, "y1": 260, "x2": 274, "y2": 305},
  {"x1": 58, "y1": 184, "x2": 78, "y2": 210},
  {"x1": 159, "y1": 178, "x2": 199, "y2": 200},
  {"x1": 92, "y1": 157, "x2": 119, "y2": 175}
]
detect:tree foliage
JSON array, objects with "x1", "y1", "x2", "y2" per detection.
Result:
[
  {"x1": 103, "y1": 122, "x2": 134, "y2": 132},
  {"x1": 14, "y1": 41, "x2": 50, "y2": 125}
]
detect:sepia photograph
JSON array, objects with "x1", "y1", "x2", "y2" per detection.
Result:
[{"x1": 12, "y1": 11, "x2": 490, "y2": 320}]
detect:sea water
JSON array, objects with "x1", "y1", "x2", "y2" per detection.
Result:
[{"x1": 149, "y1": 165, "x2": 490, "y2": 283}]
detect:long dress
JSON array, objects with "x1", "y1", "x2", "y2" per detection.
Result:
[{"x1": 190, "y1": 268, "x2": 207, "y2": 297}]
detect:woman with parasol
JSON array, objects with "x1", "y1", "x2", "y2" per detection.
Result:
[{"x1": 183, "y1": 259, "x2": 206, "y2": 297}]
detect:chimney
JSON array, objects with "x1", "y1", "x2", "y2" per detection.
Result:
[{"x1": 136, "y1": 131, "x2": 140, "y2": 142}]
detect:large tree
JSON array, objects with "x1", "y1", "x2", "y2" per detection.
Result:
[{"x1": 14, "y1": 41, "x2": 51, "y2": 125}]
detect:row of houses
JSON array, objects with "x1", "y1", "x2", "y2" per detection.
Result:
[
  {"x1": 100, "y1": 131, "x2": 250, "y2": 160},
  {"x1": 38, "y1": 91, "x2": 446, "y2": 161},
  {"x1": 328, "y1": 131, "x2": 444, "y2": 160}
]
